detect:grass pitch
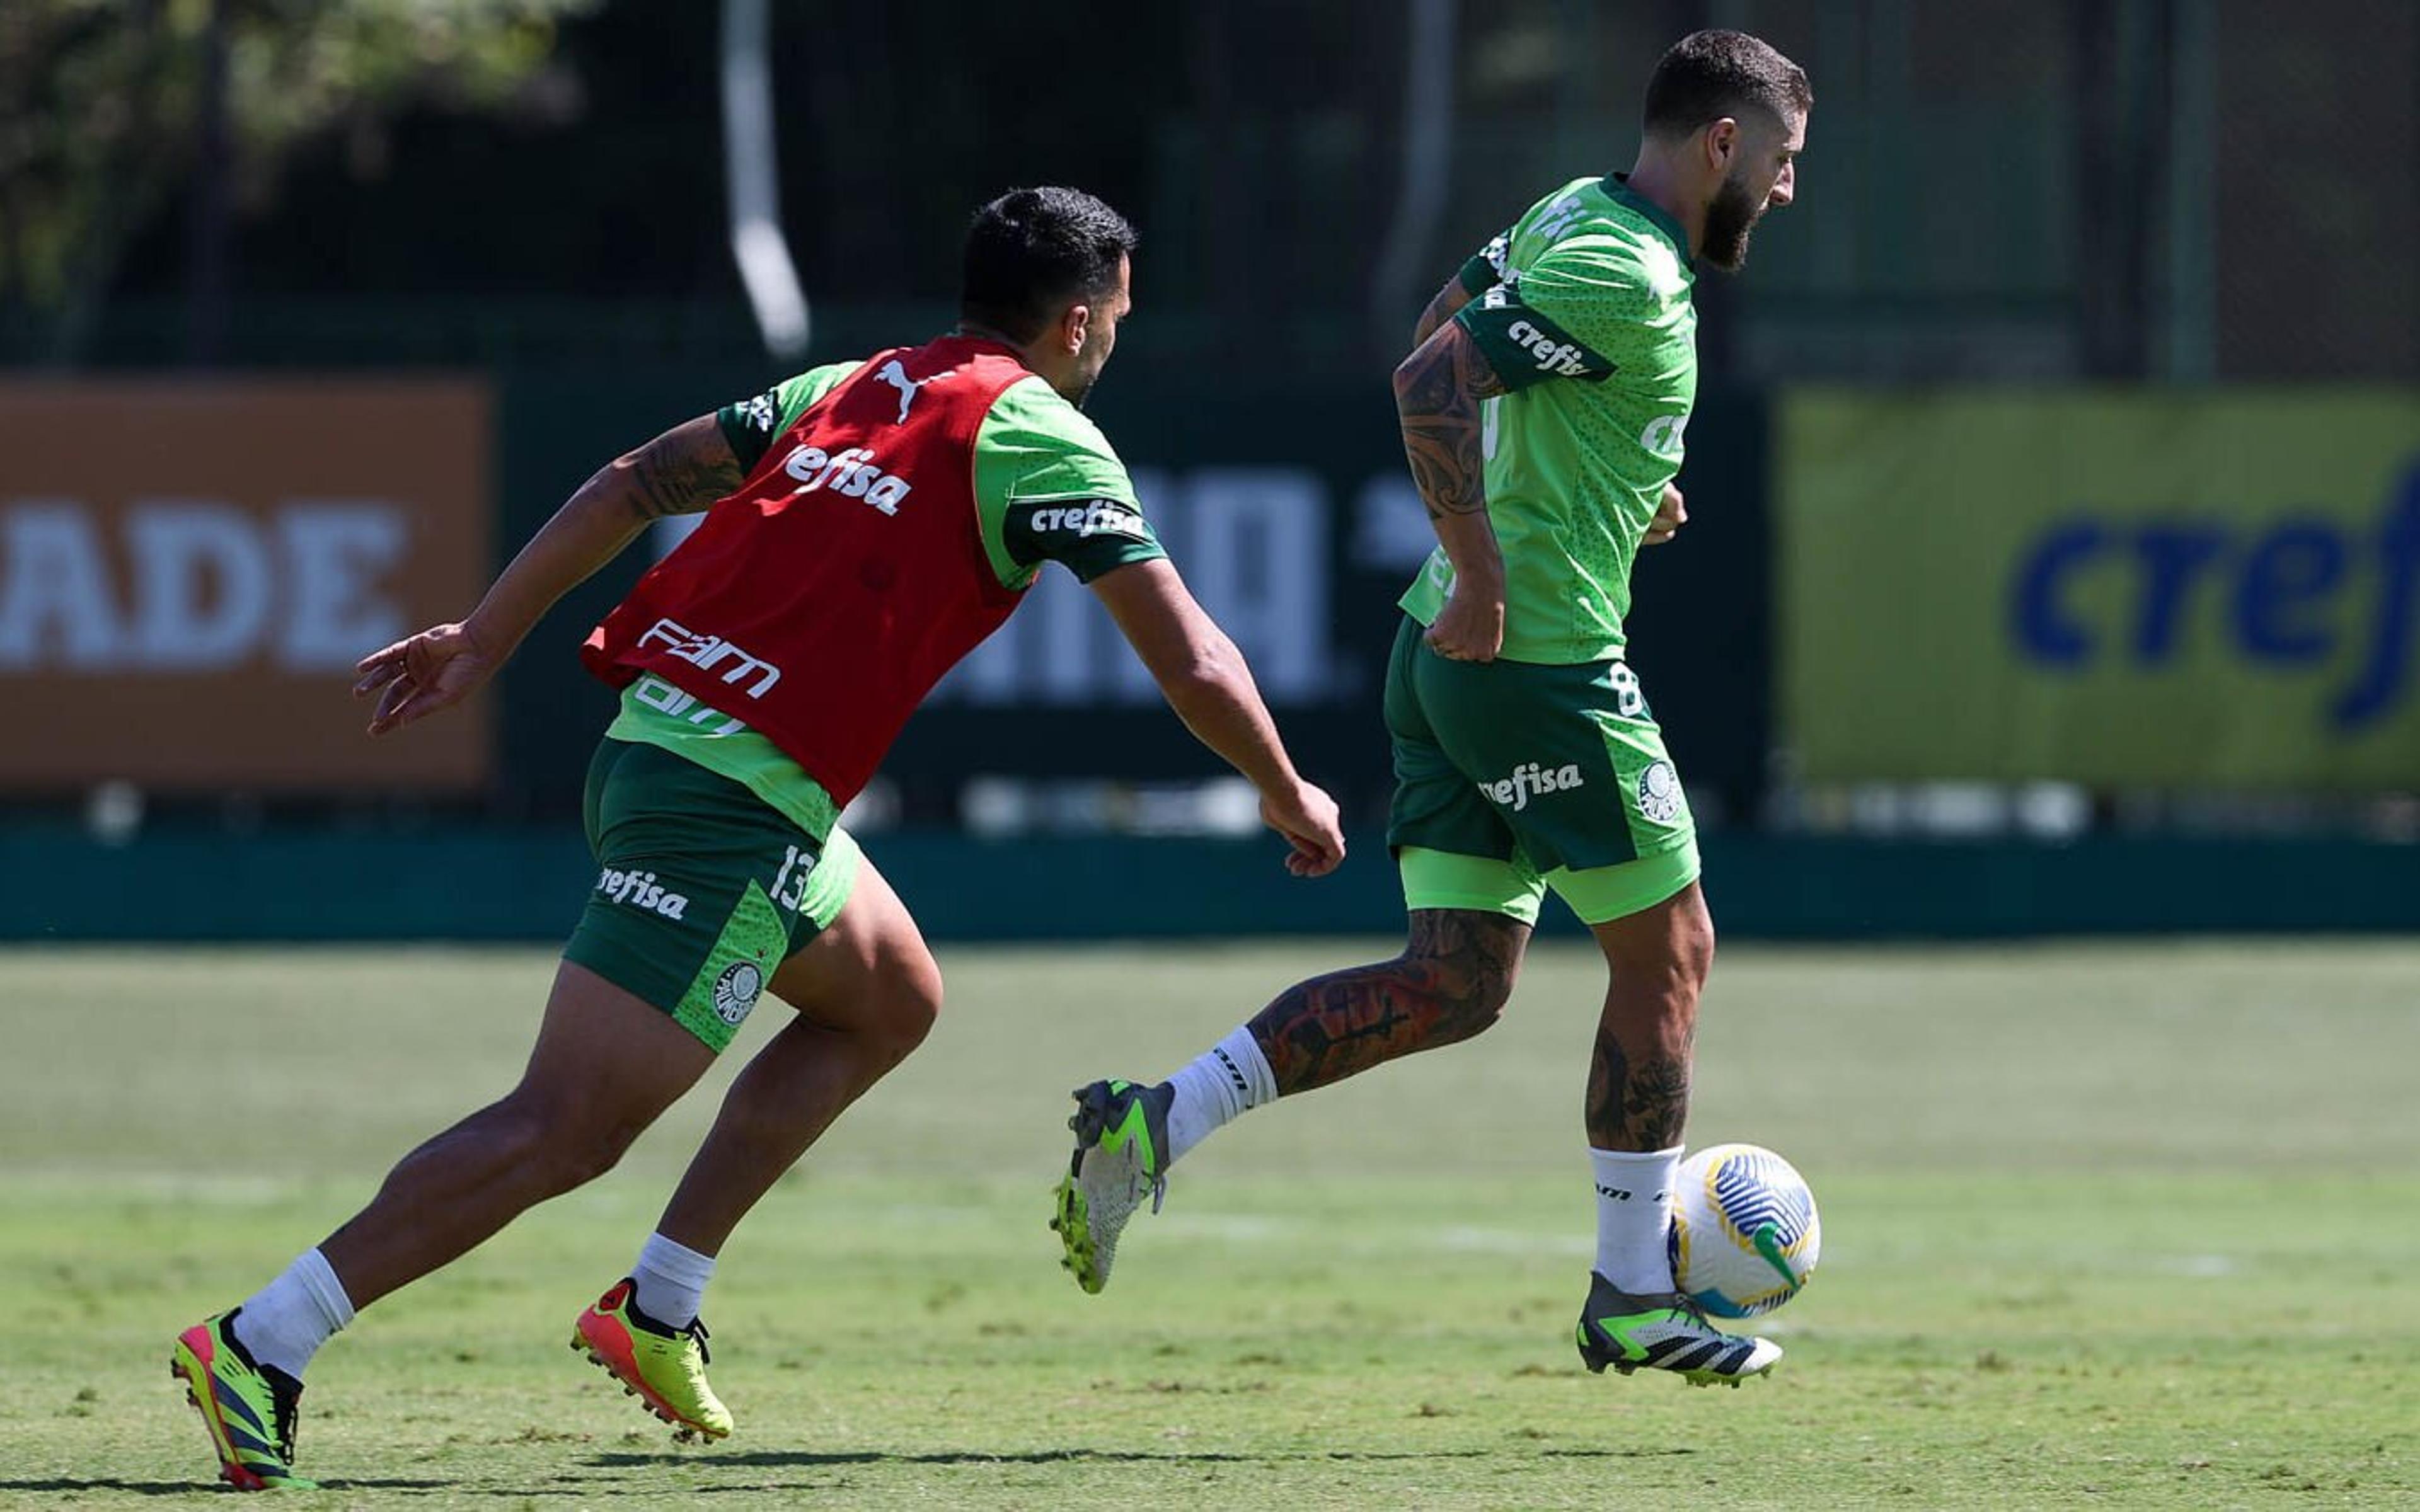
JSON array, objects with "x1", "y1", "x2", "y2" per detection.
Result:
[{"x1": 4, "y1": 939, "x2": 2416, "y2": 1508}]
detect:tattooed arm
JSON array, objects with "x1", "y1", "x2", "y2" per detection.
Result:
[
  {"x1": 1392, "y1": 319, "x2": 1511, "y2": 662},
  {"x1": 355, "y1": 415, "x2": 740, "y2": 734},
  {"x1": 1410, "y1": 277, "x2": 1473, "y2": 347}
]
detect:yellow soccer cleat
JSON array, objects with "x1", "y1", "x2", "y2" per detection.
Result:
[
  {"x1": 170, "y1": 1311, "x2": 317, "y2": 1491},
  {"x1": 571, "y1": 1278, "x2": 732, "y2": 1441}
]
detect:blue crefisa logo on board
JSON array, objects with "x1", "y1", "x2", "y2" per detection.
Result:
[{"x1": 2009, "y1": 457, "x2": 2420, "y2": 730}]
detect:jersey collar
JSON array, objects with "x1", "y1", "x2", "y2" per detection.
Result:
[{"x1": 1602, "y1": 173, "x2": 1695, "y2": 270}]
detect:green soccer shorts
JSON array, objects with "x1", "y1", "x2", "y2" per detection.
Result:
[
  {"x1": 1384, "y1": 615, "x2": 1699, "y2": 927},
  {"x1": 562, "y1": 738, "x2": 860, "y2": 1051}
]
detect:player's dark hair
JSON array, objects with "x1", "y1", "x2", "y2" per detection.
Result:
[
  {"x1": 1642, "y1": 30, "x2": 1811, "y2": 140},
  {"x1": 960, "y1": 186, "x2": 1138, "y2": 344}
]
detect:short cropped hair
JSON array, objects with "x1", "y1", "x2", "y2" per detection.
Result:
[
  {"x1": 960, "y1": 187, "x2": 1139, "y2": 343},
  {"x1": 1642, "y1": 30, "x2": 1811, "y2": 140}
]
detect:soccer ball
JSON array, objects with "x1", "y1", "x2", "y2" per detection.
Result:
[{"x1": 1668, "y1": 1142, "x2": 1821, "y2": 1318}]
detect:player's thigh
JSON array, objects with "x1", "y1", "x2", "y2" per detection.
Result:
[
  {"x1": 1584, "y1": 878, "x2": 1714, "y2": 985},
  {"x1": 563, "y1": 738, "x2": 839, "y2": 1057},
  {"x1": 768, "y1": 852, "x2": 942, "y2": 1042},
  {"x1": 513, "y1": 957, "x2": 719, "y2": 1129}
]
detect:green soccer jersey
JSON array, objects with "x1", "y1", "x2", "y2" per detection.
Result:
[
  {"x1": 715, "y1": 360, "x2": 1167, "y2": 590},
  {"x1": 604, "y1": 355, "x2": 1167, "y2": 837},
  {"x1": 1398, "y1": 174, "x2": 1698, "y2": 665}
]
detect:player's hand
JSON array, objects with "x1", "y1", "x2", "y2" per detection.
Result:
[
  {"x1": 353, "y1": 622, "x2": 502, "y2": 735},
  {"x1": 1642, "y1": 481, "x2": 1687, "y2": 546},
  {"x1": 1260, "y1": 779, "x2": 1346, "y2": 878},
  {"x1": 1424, "y1": 581, "x2": 1505, "y2": 663}
]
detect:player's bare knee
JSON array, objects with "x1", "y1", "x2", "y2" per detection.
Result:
[
  {"x1": 1597, "y1": 891, "x2": 1714, "y2": 1000},
  {"x1": 1481, "y1": 954, "x2": 1521, "y2": 1015},
  {"x1": 1676, "y1": 909, "x2": 1715, "y2": 994},
  {"x1": 490, "y1": 1089, "x2": 642, "y2": 1194},
  {"x1": 1407, "y1": 908, "x2": 1524, "y2": 1043},
  {"x1": 534, "y1": 1118, "x2": 640, "y2": 1193},
  {"x1": 1390, "y1": 952, "x2": 1514, "y2": 1048},
  {"x1": 1451, "y1": 961, "x2": 1518, "y2": 1040},
  {"x1": 871, "y1": 963, "x2": 942, "y2": 1064}
]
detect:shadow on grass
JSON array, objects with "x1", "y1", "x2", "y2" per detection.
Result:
[
  {"x1": 0, "y1": 1477, "x2": 451, "y2": 1496},
  {"x1": 2, "y1": 1449, "x2": 1691, "y2": 1500},
  {"x1": 591, "y1": 1446, "x2": 1695, "y2": 1469}
]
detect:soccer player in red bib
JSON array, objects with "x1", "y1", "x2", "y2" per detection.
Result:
[{"x1": 170, "y1": 187, "x2": 1345, "y2": 1491}]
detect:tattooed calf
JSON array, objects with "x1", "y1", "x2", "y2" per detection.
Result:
[{"x1": 1249, "y1": 910, "x2": 1530, "y2": 1094}]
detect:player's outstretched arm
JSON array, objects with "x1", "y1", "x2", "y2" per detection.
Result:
[
  {"x1": 1090, "y1": 558, "x2": 1346, "y2": 877},
  {"x1": 1393, "y1": 319, "x2": 1510, "y2": 662},
  {"x1": 354, "y1": 414, "x2": 741, "y2": 735}
]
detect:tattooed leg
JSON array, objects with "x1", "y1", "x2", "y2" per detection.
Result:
[
  {"x1": 1249, "y1": 910, "x2": 1531, "y2": 1096},
  {"x1": 1582, "y1": 882, "x2": 1715, "y2": 1150}
]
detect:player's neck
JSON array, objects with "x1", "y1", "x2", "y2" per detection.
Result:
[
  {"x1": 1619, "y1": 155, "x2": 1703, "y2": 261},
  {"x1": 953, "y1": 321, "x2": 1026, "y2": 353},
  {"x1": 951, "y1": 323, "x2": 1086, "y2": 405}
]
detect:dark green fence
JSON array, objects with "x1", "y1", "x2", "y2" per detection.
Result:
[{"x1": 7, "y1": 823, "x2": 2416, "y2": 943}]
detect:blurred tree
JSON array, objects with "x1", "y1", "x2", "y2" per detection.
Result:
[{"x1": 0, "y1": 0, "x2": 594, "y2": 364}]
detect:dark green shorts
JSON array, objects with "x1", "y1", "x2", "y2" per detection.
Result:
[
  {"x1": 1385, "y1": 616, "x2": 1698, "y2": 925},
  {"x1": 562, "y1": 738, "x2": 860, "y2": 1051}
]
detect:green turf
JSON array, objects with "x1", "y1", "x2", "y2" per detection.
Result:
[{"x1": 4, "y1": 940, "x2": 2416, "y2": 1508}]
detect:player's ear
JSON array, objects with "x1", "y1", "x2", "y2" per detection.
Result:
[
  {"x1": 1057, "y1": 301, "x2": 1093, "y2": 355},
  {"x1": 1705, "y1": 117, "x2": 1738, "y2": 172}
]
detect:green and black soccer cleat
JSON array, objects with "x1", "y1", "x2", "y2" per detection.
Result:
[
  {"x1": 1050, "y1": 1079, "x2": 1172, "y2": 1294},
  {"x1": 1575, "y1": 1271, "x2": 1783, "y2": 1387}
]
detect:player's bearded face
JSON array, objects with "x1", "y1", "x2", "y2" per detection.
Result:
[{"x1": 1701, "y1": 167, "x2": 1765, "y2": 272}]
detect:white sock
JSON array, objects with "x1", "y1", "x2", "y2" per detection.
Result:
[
  {"x1": 1591, "y1": 1146, "x2": 1683, "y2": 1294},
  {"x1": 1164, "y1": 1025, "x2": 1277, "y2": 1164},
  {"x1": 231, "y1": 1248, "x2": 355, "y2": 1380},
  {"x1": 631, "y1": 1232, "x2": 717, "y2": 1328}
]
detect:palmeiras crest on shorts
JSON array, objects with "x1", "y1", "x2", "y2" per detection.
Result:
[
  {"x1": 1637, "y1": 760, "x2": 1684, "y2": 823},
  {"x1": 712, "y1": 960, "x2": 765, "y2": 1026}
]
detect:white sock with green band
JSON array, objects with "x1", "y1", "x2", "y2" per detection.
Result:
[
  {"x1": 1591, "y1": 1145, "x2": 1683, "y2": 1293},
  {"x1": 1165, "y1": 1026, "x2": 1277, "y2": 1163}
]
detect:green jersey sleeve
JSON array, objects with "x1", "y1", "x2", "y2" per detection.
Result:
[
  {"x1": 1451, "y1": 243, "x2": 1647, "y2": 393},
  {"x1": 715, "y1": 361, "x2": 862, "y2": 471},
  {"x1": 974, "y1": 377, "x2": 1166, "y2": 587},
  {"x1": 1456, "y1": 229, "x2": 1513, "y2": 297}
]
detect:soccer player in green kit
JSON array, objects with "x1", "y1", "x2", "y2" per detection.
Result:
[{"x1": 1056, "y1": 32, "x2": 1810, "y2": 1385}]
